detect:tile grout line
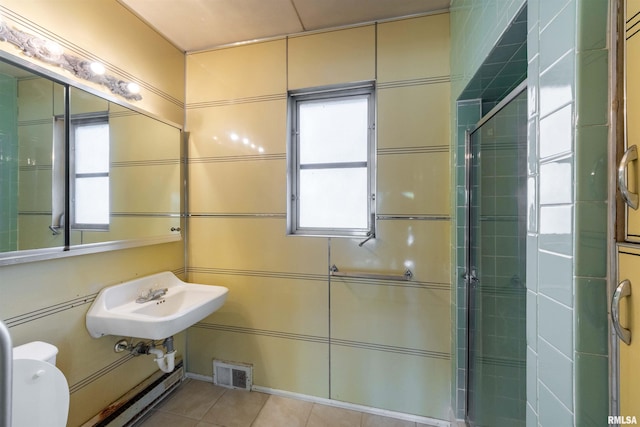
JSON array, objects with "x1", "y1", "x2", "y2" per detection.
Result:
[
  {"x1": 305, "y1": 403, "x2": 316, "y2": 427},
  {"x1": 248, "y1": 393, "x2": 267, "y2": 427}
]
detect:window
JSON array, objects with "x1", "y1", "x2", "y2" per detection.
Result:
[
  {"x1": 70, "y1": 116, "x2": 110, "y2": 230},
  {"x1": 287, "y1": 83, "x2": 375, "y2": 237}
]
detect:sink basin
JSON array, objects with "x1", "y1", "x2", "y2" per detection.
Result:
[{"x1": 86, "y1": 271, "x2": 228, "y2": 340}]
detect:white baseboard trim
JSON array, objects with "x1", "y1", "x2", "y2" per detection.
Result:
[
  {"x1": 185, "y1": 373, "x2": 449, "y2": 427},
  {"x1": 251, "y1": 385, "x2": 450, "y2": 427},
  {"x1": 185, "y1": 372, "x2": 213, "y2": 382}
]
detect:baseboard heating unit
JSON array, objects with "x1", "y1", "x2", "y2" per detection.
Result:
[{"x1": 81, "y1": 360, "x2": 184, "y2": 427}]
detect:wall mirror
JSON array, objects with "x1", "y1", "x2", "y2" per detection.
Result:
[{"x1": 0, "y1": 58, "x2": 182, "y2": 264}]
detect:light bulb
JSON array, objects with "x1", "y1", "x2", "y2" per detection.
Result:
[
  {"x1": 44, "y1": 40, "x2": 63, "y2": 59},
  {"x1": 127, "y1": 82, "x2": 140, "y2": 94},
  {"x1": 90, "y1": 62, "x2": 105, "y2": 75}
]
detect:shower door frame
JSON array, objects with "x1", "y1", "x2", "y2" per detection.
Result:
[{"x1": 464, "y1": 81, "x2": 528, "y2": 426}]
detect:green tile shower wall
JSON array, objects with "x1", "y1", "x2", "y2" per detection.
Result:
[
  {"x1": 0, "y1": 74, "x2": 17, "y2": 252},
  {"x1": 451, "y1": 0, "x2": 526, "y2": 420},
  {"x1": 467, "y1": 91, "x2": 528, "y2": 426},
  {"x1": 451, "y1": 0, "x2": 610, "y2": 425},
  {"x1": 452, "y1": 98, "x2": 481, "y2": 418},
  {"x1": 450, "y1": 0, "x2": 528, "y2": 101}
]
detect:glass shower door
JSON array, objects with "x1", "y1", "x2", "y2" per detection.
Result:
[{"x1": 466, "y1": 88, "x2": 527, "y2": 427}]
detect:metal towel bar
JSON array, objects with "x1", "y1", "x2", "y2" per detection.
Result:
[{"x1": 329, "y1": 264, "x2": 413, "y2": 281}]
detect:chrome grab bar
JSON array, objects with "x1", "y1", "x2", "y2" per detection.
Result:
[
  {"x1": 612, "y1": 279, "x2": 632, "y2": 345},
  {"x1": 329, "y1": 264, "x2": 413, "y2": 281},
  {"x1": 0, "y1": 320, "x2": 12, "y2": 427},
  {"x1": 618, "y1": 145, "x2": 639, "y2": 209}
]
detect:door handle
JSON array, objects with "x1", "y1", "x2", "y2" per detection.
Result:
[
  {"x1": 612, "y1": 279, "x2": 632, "y2": 345},
  {"x1": 462, "y1": 269, "x2": 479, "y2": 284},
  {"x1": 618, "y1": 145, "x2": 639, "y2": 209}
]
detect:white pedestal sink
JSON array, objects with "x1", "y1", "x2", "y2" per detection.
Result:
[{"x1": 86, "y1": 271, "x2": 228, "y2": 340}]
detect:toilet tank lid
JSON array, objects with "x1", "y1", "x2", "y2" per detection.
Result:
[{"x1": 13, "y1": 341, "x2": 58, "y2": 361}]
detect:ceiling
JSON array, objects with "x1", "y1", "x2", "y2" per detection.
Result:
[{"x1": 118, "y1": 0, "x2": 450, "y2": 52}]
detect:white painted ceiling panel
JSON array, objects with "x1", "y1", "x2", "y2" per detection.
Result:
[
  {"x1": 120, "y1": 0, "x2": 303, "y2": 52},
  {"x1": 119, "y1": 0, "x2": 450, "y2": 52},
  {"x1": 294, "y1": 0, "x2": 450, "y2": 31}
]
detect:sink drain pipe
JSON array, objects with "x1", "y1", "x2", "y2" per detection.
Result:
[
  {"x1": 114, "y1": 337, "x2": 176, "y2": 373},
  {"x1": 148, "y1": 337, "x2": 176, "y2": 373}
]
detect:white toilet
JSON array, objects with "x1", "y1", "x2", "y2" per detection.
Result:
[{"x1": 12, "y1": 341, "x2": 69, "y2": 427}]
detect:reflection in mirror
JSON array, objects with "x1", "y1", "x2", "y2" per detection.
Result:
[
  {"x1": 68, "y1": 87, "x2": 181, "y2": 245},
  {"x1": 0, "y1": 59, "x2": 181, "y2": 258},
  {"x1": 0, "y1": 62, "x2": 65, "y2": 252}
]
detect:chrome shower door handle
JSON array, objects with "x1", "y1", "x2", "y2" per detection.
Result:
[
  {"x1": 462, "y1": 269, "x2": 479, "y2": 285},
  {"x1": 612, "y1": 279, "x2": 632, "y2": 345},
  {"x1": 618, "y1": 145, "x2": 639, "y2": 209}
]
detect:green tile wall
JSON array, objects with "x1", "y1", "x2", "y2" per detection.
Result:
[
  {"x1": 466, "y1": 90, "x2": 528, "y2": 427},
  {"x1": 451, "y1": 0, "x2": 611, "y2": 425},
  {"x1": 452, "y1": 98, "x2": 481, "y2": 418},
  {"x1": 451, "y1": 0, "x2": 526, "y2": 421},
  {"x1": 0, "y1": 74, "x2": 17, "y2": 252}
]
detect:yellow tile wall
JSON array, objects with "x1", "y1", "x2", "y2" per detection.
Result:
[
  {"x1": 70, "y1": 87, "x2": 109, "y2": 115},
  {"x1": 110, "y1": 164, "x2": 180, "y2": 213},
  {"x1": 186, "y1": 100, "x2": 287, "y2": 158},
  {"x1": 109, "y1": 108, "x2": 182, "y2": 161},
  {"x1": 377, "y1": 152, "x2": 451, "y2": 215},
  {"x1": 330, "y1": 346, "x2": 451, "y2": 417},
  {"x1": 17, "y1": 215, "x2": 63, "y2": 249},
  {"x1": 187, "y1": 40, "x2": 286, "y2": 103},
  {"x1": 188, "y1": 217, "x2": 327, "y2": 275},
  {"x1": 330, "y1": 281, "x2": 450, "y2": 353},
  {"x1": 377, "y1": 13, "x2": 451, "y2": 82},
  {"x1": 287, "y1": 26, "x2": 376, "y2": 89},
  {"x1": 108, "y1": 108, "x2": 182, "y2": 241},
  {"x1": 189, "y1": 159, "x2": 286, "y2": 214},
  {"x1": 377, "y1": 83, "x2": 451, "y2": 149},
  {"x1": 0, "y1": 3, "x2": 186, "y2": 426},
  {"x1": 186, "y1": 13, "x2": 452, "y2": 421}
]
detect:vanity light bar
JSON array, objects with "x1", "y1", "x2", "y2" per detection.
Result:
[{"x1": 0, "y1": 19, "x2": 143, "y2": 101}]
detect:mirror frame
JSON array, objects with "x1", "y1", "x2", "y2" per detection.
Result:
[{"x1": 0, "y1": 51, "x2": 184, "y2": 267}]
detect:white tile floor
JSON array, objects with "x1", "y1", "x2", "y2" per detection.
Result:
[{"x1": 135, "y1": 378, "x2": 438, "y2": 427}]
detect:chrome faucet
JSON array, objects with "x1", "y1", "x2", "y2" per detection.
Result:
[{"x1": 136, "y1": 287, "x2": 168, "y2": 303}]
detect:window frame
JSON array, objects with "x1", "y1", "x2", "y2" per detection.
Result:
[
  {"x1": 69, "y1": 114, "x2": 110, "y2": 231},
  {"x1": 287, "y1": 82, "x2": 376, "y2": 238}
]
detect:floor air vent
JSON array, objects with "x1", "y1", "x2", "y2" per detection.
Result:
[{"x1": 213, "y1": 360, "x2": 252, "y2": 390}]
